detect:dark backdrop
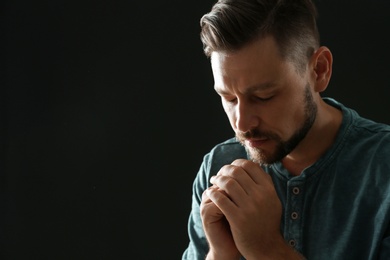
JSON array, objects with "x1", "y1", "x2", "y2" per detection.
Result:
[{"x1": 2, "y1": 0, "x2": 389, "y2": 259}]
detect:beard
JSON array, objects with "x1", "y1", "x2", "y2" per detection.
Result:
[{"x1": 236, "y1": 84, "x2": 317, "y2": 166}]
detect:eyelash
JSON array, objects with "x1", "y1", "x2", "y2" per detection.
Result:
[
  {"x1": 255, "y1": 96, "x2": 273, "y2": 102},
  {"x1": 224, "y1": 96, "x2": 273, "y2": 103},
  {"x1": 226, "y1": 98, "x2": 237, "y2": 103}
]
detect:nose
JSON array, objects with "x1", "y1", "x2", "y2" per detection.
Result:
[{"x1": 235, "y1": 100, "x2": 260, "y2": 132}]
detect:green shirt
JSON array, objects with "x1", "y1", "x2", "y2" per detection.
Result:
[{"x1": 182, "y1": 98, "x2": 390, "y2": 260}]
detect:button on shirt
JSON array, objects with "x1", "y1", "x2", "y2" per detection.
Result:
[{"x1": 182, "y1": 98, "x2": 390, "y2": 260}]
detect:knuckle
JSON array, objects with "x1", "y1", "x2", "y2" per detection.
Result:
[
  {"x1": 219, "y1": 164, "x2": 232, "y2": 174},
  {"x1": 239, "y1": 159, "x2": 254, "y2": 169},
  {"x1": 223, "y1": 164, "x2": 239, "y2": 175},
  {"x1": 232, "y1": 158, "x2": 246, "y2": 165},
  {"x1": 224, "y1": 177, "x2": 236, "y2": 189}
]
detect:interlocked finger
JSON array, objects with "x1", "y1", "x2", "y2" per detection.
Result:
[{"x1": 210, "y1": 171, "x2": 249, "y2": 206}]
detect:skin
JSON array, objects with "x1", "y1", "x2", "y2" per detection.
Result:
[{"x1": 200, "y1": 36, "x2": 343, "y2": 259}]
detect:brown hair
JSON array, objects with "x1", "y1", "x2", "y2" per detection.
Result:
[{"x1": 200, "y1": 0, "x2": 320, "y2": 72}]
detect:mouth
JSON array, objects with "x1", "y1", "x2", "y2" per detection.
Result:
[{"x1": 246, "y1": 138, "x2": 270, "y2": 148}]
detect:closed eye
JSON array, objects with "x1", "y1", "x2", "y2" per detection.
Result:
[
  {"x1": 224, "y1": 97, "x2": 237, "y2": 103},
  {"x1": 254, "y1": 95, "x2": 273, "y2": 102}
]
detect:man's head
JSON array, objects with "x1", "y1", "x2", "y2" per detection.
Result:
[
  {"x1": 202, "y1": 0, "x2": 333, "y2": 165},
  {"x1": 200, "y1": 0, "x2": 320, "y2": 74}
]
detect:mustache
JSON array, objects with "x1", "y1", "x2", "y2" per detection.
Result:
[{"x1": 236, "y1": 128, "x2": 278, "y2": 140}]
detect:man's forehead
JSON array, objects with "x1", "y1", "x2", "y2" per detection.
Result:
[{"x1": 214, "y1": 82, "x2": 276, "y2": 95}]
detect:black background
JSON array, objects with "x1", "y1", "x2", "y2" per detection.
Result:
[{"x1": 2, "y1": 0, "x2": 390, "y2": 259}]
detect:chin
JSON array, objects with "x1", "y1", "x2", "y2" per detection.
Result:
[
  {"x1": 246, "y1": 147, "x2": 272, "y2": 166},
  {"x1": 246, "y1": 145, "x2": 286, "y2": 166}
]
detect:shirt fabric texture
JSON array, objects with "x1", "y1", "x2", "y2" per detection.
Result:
[{"x1": 182, "y1": 98, "x2": 390, "y2": 260}]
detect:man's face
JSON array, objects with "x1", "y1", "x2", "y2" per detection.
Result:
[{"x1": 211, "y1": 36, "x2": 317, "y2": 165}]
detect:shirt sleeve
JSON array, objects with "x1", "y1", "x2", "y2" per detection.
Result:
[
  {"x1": 182, "y1": 154, "x2": 211, "y2": 260},
  {"x1": 182, "y1": 139, "x2": 248, "y2": 260}
]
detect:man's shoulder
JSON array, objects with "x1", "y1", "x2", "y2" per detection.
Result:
[
  {"x1": 204, "y1": 137, "x2": 248, "y2": 170},
  {"x1": 209, "y1": 137, "x2": 246, "y2": 155},
  {"x1": 350, "y1": 116, "x2": 390, "y2": 147}
]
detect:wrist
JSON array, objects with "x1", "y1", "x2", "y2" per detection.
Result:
[{"x1": 206, "y1": 249, "x2": 240, "y2": 260}]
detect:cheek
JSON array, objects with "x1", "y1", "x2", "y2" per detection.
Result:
[
  {"x1": 263, "y1": 99, "x2": 301, "y2": 135},
  {"x1": 274, "y1": 100, "x2": 306, "y2": 136}
]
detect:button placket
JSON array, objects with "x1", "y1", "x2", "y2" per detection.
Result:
[
  {"x1": 285, "y1": 182, "x2": 303, "y2": 251},
  {"x1": 291, "y1": 187, "x2": 300, "y2": 221}
]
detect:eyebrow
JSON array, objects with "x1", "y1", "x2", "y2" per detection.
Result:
[{"x1": 214, "y1": 82, "x2": 276, "y2": 95}]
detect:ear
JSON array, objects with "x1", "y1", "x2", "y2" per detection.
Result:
[{"x1": 310, "y1": 46, "x2": 333, "y2": 93}]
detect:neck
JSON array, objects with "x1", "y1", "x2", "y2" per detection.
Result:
[{"x1": 282, "y1": 99, "x2": 343, "y2": 176}]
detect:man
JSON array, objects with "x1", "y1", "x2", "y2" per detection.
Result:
[{"x1": 182, "y1": 0, "x2": 390, "y2": 259}]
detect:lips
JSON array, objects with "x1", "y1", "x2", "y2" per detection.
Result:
[{"x1": 246, "y1": 138, "x2": 269, "y2": 148}]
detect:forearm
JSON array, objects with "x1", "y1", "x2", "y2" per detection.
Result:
[
  {"x1": 205, "y1": 249, "x2": 241, "y2": 260},
  {"x1": 205, "y1": 243, "x2": 305, "y2": 260},
  {"x1": 205, "y1": 250, "x2": 304, "y2": 260}
]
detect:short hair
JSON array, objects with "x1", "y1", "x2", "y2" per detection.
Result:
[{"x1": 200, "y1": 0, "x2": 320, "y2": 72}]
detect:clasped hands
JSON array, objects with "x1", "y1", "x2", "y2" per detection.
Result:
[{"x1": 200, "y1": 159, "x2": 299, "y2": 260}]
